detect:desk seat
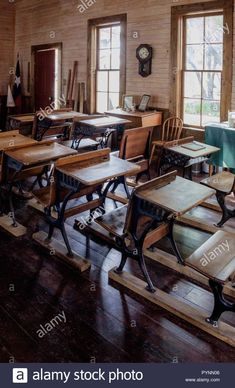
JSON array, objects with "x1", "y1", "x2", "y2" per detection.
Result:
[
  {"x1": 96, "y1": 205, "x2": 128, "y2": 237},
  {"x1": 96, "y1": 204, "x2": 169, "y2": 252},
  {"x1": 201, "y1": 171, "x2": 235, "y2": 194},
  {"x1": 186, "y1": 231, "x2": 235, "y2": 284}
]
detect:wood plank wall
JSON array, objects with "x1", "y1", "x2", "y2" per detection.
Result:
[
  {"x1": 1, "y1": 0, "x2": 235, "y2": 111},
  {"x1": 0, "y1": 1, "x2": 15, "y2": 95}
]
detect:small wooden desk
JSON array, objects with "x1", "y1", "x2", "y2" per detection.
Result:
[
  {"x1": 36, "y1": 152, "x2": 139, "y2": 260},
  {"x1": 8, "y1": 112, "x2": 85, "y2": 137},
  {"x1": 159, "y1": 138, "x2": 220, "y2": 179},
  {"x1": 7, "y1": 114, "x2": 35, "y2": 136},
  {"x1": 166, "y1": 141, "x2": 220, "y2": 159},
  {"x1": 138, "y1": 176, "x2": 215, "y2": 217},
  {"x1": 137, "y1": 175, "x2": 215, "y2": 264},
  {"x1": 57, "y1": 155, "x2": 139, "y2": 186},
  {"x1": 0, "y1": 130, "x2": 36, "y2": 152},
  {"x1": 73, "y1": 116, "x2": 131, "y2": 149},
  {"x1": 5, "y1": 141, "x2": 76, "y2": 167},
  {"x1": 46, "y1": 111, "x2": 85, "y2": 121},
  {"x1": 105, "y1": 109, "x2": 162, "y2": 128},
  {"x1": 8, "y1": 114, "x2": 34, "y2": 127},
  {"x1": 1, "y1": 142, "x2": 77, "y2": 234}
]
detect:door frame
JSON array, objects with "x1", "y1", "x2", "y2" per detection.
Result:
[{"x1": 31, "y1": 43, "x2": 62, "y2": 111}]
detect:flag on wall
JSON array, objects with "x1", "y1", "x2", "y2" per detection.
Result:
[
  {"x1": 13, "y1": 54, "x2": 22, "y2": 112},
  {"x1": 7, "y1": 85, "x2": 15, "y2": 108}
]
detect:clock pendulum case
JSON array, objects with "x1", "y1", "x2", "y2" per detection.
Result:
[{"x1": 136, "y1": 44, "x2": 153, "y2": 77}]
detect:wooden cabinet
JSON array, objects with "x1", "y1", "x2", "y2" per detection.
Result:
[{"x1": 105, "y1": 109, "x2": 162, "y2": 128}]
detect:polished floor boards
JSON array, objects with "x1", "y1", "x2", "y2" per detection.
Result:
[{"x1": 0, "y1": 189, "x2": 235, "y2": 362}]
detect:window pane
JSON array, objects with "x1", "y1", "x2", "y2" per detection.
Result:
[
  {"x1": 112, "y1": 26, "x2": 121, "y2": 48},
  {"x1": 204, "y1": 44, "x2": 222, "y2": 70},
  {"x1": 202, "y1": 72, "x2": 221, "y2": 100},
  {"x1": 111, "y1": 49, "x2": 120, "y2": 69},
  {"x1": 97, "y1": 71, "x2": 108, "y2": 92},
  {"x1": 184, "y1": 71, "x2": 201, "y2": 99},
  {"x1": 186, "y1": 17, "x2": 204, "y2": 44},
  {"x1": 108, "y1": 93, "x2": 119, "y2": 110},
  {"x1": 205, "y1": 15, "x2": 223, "y2": 44},
  {"x1": 186, "y1": 45, "x2": 203, "y2": 70},
  {"x1": 202, "y1": 100, "x2": 220, "y2": 126},
  {"x1": 99, "y1": 49, "x2": 111, "y2": 69},
  {"x1": 100, "y1": 28, "x2": 111, "y2": 49},
  {"x1": 109, "y1": 71, "x2": 120, "y2": 92},
  {"x1": 97, "y1": 92, "x2": 108, "y2": 113},
  {"x1": 183, "y1": 99, "x2": 201, "y2": 126}
]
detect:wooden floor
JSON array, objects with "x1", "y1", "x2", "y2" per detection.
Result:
[{"x1": 0, "y1": 179, "x2": 235, "y2": 363}]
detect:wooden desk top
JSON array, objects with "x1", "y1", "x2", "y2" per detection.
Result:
[
  {"x1": 166, "y1": 141, "x2": 220, "y2": 159},
  {"x1": 0, "y1": 130, "x2": 36, "y2": 151},
  {"x1": 137, "y1": 176, "x2": 215, "y2": 216},
  {"x1": 8, "y1": 111, "x2": 85, "y2": 124},
  {"x1": 5, "y1": 141, "x2": 77, "y2": 166},
  {"x1": 105, "y1": 108, "x2": 162, "y2": 118},
  {"x1": 57, "y1": 156, "x2": 140, "y2": 186},
  {"x1": 80, "y1": 116, "x2": 131, "y2": 129},
  {"x1": 8, "y1": 114, "x2": 34, "y2": 124},
  {"x1": 46, "y1": 111, "x2": 86, "y2": 121}
]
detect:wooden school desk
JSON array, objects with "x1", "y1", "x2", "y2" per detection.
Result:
[
  {"x1": 156, "y1": 137, "x2": 220, "y2": 179},
  {"x1": 32, "y1": 148, "x2": 139, "y2": 267},
  {"x1": 0, "y1": 141, "x2": 77, "y2": 236},
  {"x1": 72, "y1": 116, "x2": 131, "y2": 149}
]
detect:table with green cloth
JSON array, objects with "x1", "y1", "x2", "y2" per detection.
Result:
[{"x1": 205, "y1": 123, "x2": 235, "y2": 171}]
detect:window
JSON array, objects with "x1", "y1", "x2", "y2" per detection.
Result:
[
  {"x1": 96, "y1": 24, "x2": 121, "y2": 113},
  {"x1": 88, "y1": 15, "x2": 126, "y2": 114},
  {"x1": 182, "y1": 14, "x2": 223, "y2": 127},
  {"x1": 170, "y1": 0, "x2": 233, "y2": 128}
]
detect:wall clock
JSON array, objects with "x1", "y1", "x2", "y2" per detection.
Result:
[{"x1": 136, "y1": 44, "x2": 153, "y2": 77}]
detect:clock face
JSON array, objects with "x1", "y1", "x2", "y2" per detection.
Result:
[{"x1": 138, "y1": 46, "x2": 150, "y2": 60}]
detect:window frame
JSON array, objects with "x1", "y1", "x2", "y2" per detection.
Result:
[
  {"x1": 87, "y1": 14, "x2": 127, "y2": 114},
  {"x1": 96, "y1": 23, "x2": 121, "y2": 112},
  {"x1": 170, "y1": 0, "x2": 233, "y2": 128},
  {"x1": 181, "y1": 12, "x2": 223, "y2": 128}
]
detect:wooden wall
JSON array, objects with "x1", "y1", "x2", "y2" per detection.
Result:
[
  {"x1": 4, "y1": 0, "x2": 235, "y2": 111},
  {"x1": 0, "y1": 1, "x2": 15, "y2": 95}
]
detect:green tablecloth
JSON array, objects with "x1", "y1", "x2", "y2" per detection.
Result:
[{"x1": 205, "y1": 123, "x2": 235, "y2": 170}]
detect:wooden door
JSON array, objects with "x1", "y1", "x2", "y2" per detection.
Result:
[{"x1": 34, "y1": 49, "x2": 55, "y2": 110}]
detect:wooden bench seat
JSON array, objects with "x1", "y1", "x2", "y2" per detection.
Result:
[
  {"x1": 186, "y1": 231, "x2": 235, "y2": 284},
  {"x1": 32, "y1": 182, "x2": 99, "y2": 209},
  {"x1": 96, "y1": 205, "x2": 128, "y2": 237},
  {"x1": 185, "y1": 230, "x2": 235, "y2": 325},
  {"x1": 201, "y1": 171, "x2": 235, "y2": 194},
  {"x1": 201, "y1": 172, "x2": 235, "y2": 227}
]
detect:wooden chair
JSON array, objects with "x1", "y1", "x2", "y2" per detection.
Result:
[
  {"x1": 201, "y1": 171, "x2": 235, "y2": 227},
  {"x1": 150, "y1": 116, "x2": 183, "y2": 167},
  {"x1": 32, "y1": 149, "x2": 109, "y2": 257},
  {"x1": 110, "y1": 126, "x2": 153, "y2": 198}
]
